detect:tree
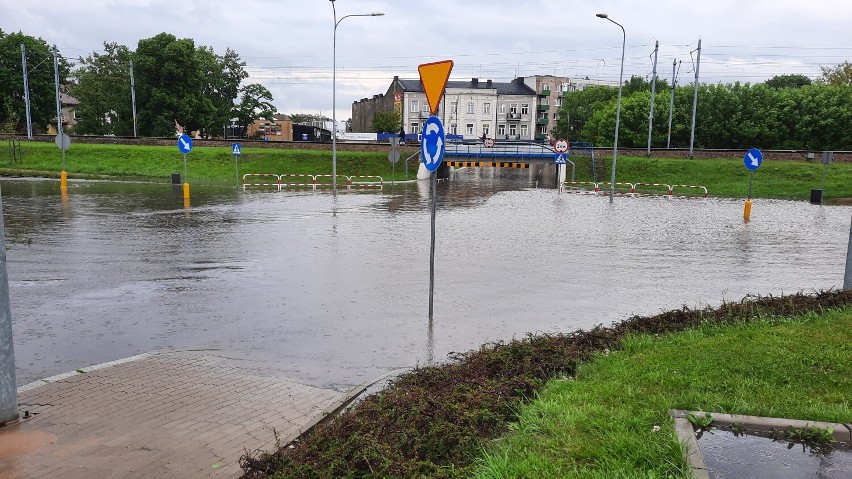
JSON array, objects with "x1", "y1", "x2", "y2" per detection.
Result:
[
  {"x1": 0, "y1": 30, "x2": 70, "y2": 132},
  {"x1": 195, "y1": 46, "x2": 247, "y2": 137},
  {"x1": 69, "y1": 42, "x2": 133, "y2": 136},
  {"x1": 818, "y1": 61, "x2": 852, "y2": 85},
  {"x1": 234, "y1": 83, "x2": 275, "y2": 137},
  {"x1": 290, "y1": 113, "x2": 329, "y2": 125},
  {"x1": 371, "y1": 110, "x2": 400, "y2": 133},
  {"x1": 764, "y1": 74, "x2": 812, "y2": 89}
]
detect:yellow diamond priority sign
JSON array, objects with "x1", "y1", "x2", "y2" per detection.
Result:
[{"x1": 418, "y1": 60, "x2": 454, "y2": 116}]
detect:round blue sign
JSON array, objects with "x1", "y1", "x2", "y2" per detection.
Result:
[
  {"x1": 177, "y1": 134, "x2": 193, "y2": 154},
  {"x1": 744, "y1": 148, "x2": 762, "y2": 171},
  {"x1": 420, "y1": 116, "x2": 445, "y2": 172}
]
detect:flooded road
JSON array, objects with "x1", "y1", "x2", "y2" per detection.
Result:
[{"x1": 3, "y1": 169, "x2": 850, "y2": 389}]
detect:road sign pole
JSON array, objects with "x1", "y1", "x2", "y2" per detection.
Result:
[
  {"x1": 235, "y1": 155, "x2": 239, "y2": 185},
  {"x1": 429, "y1": 170, "x2": 437, "y2": 318},
  {"x1": 183, "y1": 153, "x2": 188, "y2": 182},
  {"x1": 748, "y1": 170, "x2": 754, "y2": 200},
  {"x1": 821, "y1": 161, "x2": 827, "y2": 206}
]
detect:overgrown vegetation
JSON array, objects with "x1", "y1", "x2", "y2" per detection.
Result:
[
  {"x1": 239, "y1": 290, "x2": 852, "y2": 478},
  {"x1": 555, "y1": 79, "x2": 852, "y2": 150}
]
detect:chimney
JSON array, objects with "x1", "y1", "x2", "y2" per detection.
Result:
[
  {"x1": 486, "y1": 79, "x2": 492, "y2": 88},
  {"x1": 472, "y1": 78, "x2": 478, "y2": 87}
]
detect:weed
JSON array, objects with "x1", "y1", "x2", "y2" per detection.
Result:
[{"x1": 688, "y1": 413, "x2": 713, "y2": 430}]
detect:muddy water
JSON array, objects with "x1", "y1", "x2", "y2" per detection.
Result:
[{"x1": 3, "y1": 169, "x2": 850, "y2": 389}]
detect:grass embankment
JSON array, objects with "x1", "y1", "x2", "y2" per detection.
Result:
[
  {"x1": 0, "y1": 141, "x2": 412, "y2": 184},
  {"x1": 239, "y1": 291, "x2": 852, "y2": 479},
  {"x1": 473, "y1": 308, "x2": 851, "y2": 478},
  {"x1": 4, "y1": 141, "x2": 852, "y2": 200},
  {"x1": 573, "y1": 154, "x2": 852, "y2": 200}
]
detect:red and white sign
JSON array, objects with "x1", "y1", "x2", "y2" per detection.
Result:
[
  {"x1": 484, "y1": 137, "x2": 495, "y2": 148},
  {"x1": 394, "y1": 92, "x2": 402, "y2": 102},
  {"x1": 554, "y1": 138, "x2": 569, "y2": 153}
]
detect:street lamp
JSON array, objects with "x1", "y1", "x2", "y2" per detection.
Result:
[
  {"x1": 331, "y1": 0, "x2": 384, "y2": 195},
  {"x1": 596, "y1": 13, "x2": 625, "y2": 203}
]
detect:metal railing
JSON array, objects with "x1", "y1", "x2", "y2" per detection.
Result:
[
  {"x1": 562, "y1": 181, "x2": 707, "y2": 198},
  {"x1": 242, "y1": 174, "x2": 383, "y2": 191}
]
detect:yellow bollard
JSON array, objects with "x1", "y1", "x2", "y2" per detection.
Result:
[
  {"x1": 183, "y1": 182, "x2": 190, "y2": 200},
  {"x1": 60, "y1": 170, "x2": 67, "y2": 190},
  {"x1": 743, "y1": 199, "x2": 752, "y2": 222}
]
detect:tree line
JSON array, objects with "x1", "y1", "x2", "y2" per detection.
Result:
[
  {"x1": 553, "y1": 66, "x2": 852, "y2": 151},
  {"x1": 0, "y1": 30, "x2": 275, "y2": 137}
]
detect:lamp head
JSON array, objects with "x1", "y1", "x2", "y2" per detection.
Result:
[
  {"x1": 596, "y1": 13, "x2": 608, "y2": 18},
  {"x1": 372, "y1": 12, "x2": 384, "y2": 16}
]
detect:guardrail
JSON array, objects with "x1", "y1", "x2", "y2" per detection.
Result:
[
  {"x1": 242, "y1": 174, "x2": 383, "y2": 191},
  {"x1": 561, "y1": 181, "x2": 707, "y2": 199}
]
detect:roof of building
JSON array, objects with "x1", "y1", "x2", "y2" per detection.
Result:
[
  {"x1": 396, "y1": 77, "x2": 536, "y2": 95},
  {"x1": 60, "y1": 93, "x2": 79, "y2": 106}
]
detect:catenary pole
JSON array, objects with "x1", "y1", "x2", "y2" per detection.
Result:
[
  {"x1": 21, "y1": 44, "x2": 33, "y2": 139},
  {"x1": 130, "y1": 60, "x2": 138, "y2": 137},
  {"x1": 688, "y1": 39, "x2": 701, "y2": 158},
  {"x1": 667, "y1": 59, "x2": 677, "y2": 149},
  {"x1": 646, "y1": 40, "x2": 658, "y2": 156}
]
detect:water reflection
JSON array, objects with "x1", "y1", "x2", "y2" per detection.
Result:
[{"x1": 2, "y1": 172, "x2": 850, "y2": 390}]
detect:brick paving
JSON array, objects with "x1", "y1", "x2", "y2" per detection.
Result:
[{"x1": 0, "y1": 352, "x2": 345, "y2": 478}]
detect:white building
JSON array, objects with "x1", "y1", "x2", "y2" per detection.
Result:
[{"x1": 353, "y1": 76, "x2": 538, "y2": 141}]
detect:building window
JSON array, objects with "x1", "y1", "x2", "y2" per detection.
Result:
[
  {"x1": 521, "y1": 104, "x2": 529, "y2": 115},
  {"x1": 539, "y1": 125, "x2": 547, "y2": 135},
  {"x1": 451, "y1": 101, "x2": 458, "y2": 113},
  {"x1": 555, "y1": 97, "x2": 562, "y2": 107},
  {"x1": 482, "y1": 124, "x2": 490, "y2": 136},
  {"x1": 410, "y1": 122, "x2": 419, "y2": 134},
  {"x1": 422, "y1": 102, "x2": 430, "y2": 112},
  {"x1": 510, "y1": 103, "x2": 518, "y2": 114},
  {"x1": 499, "y1": 103, "x2": 506, "y2": 114},
  {"x1": 520, "y1": 124, "x2": 528, "y2": 137},
  {"x1": 509, "y1": 125, "x2": 517, "y2": 136},
  {"x1": 467, "y1": 101, "x2": 474, "y2": 114},
  {"x1": 543, "y1": 84, "x2": 550, "y2": 92},
  {"x1": 450, "y1": 124, "x2": 457, "y2": 135},
  {"x1": 497, "y1": 124, "x2": 506, "y2": 135},
  {"x1": 466, "y1": 123, "x2": 474, "y2": 135},
  {"x1": 411, "y1": 100, "x2": 418, "y2": 112},
  {"x1": 483, "y1": 102, "x2": 491, "y2": 114}
]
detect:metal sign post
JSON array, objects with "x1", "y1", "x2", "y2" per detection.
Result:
[
  {"x1": 232, "y1": 143, "x2": 242, "y2": 185},
  {"x1": 422, "y1": 116, "x2": 445, "y2": 318},
  {"x1": 177, "y1": 135, "x2": 193, "y2": 200},
  {"x1": 743, "y1": 148, "x2": 763, "y2": 222},
  {"x1": 821, "y1": 151, "x2": 833, "y2": 206},
  {"x1": 418, "y1": 60, "x2": 452, "y2": 319}
]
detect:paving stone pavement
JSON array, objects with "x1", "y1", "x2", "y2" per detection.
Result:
[{"x1": 0, "y1": 351, "x2": 346, "y2": 478}]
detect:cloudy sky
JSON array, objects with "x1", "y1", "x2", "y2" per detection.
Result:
[{"x1": 3, "y1": 0, "x2": 851, "y2": 120}]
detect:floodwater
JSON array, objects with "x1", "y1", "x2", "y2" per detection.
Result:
[
  {"x1": 698, "y1": 428, "x2": 852, "y2": 479},
  {"x1": 3, "y1": 169, "x2": 850, "y2": 390}
]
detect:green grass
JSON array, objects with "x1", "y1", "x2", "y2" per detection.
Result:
[
  {"x1": 472, "y1": 309, "x2": 852, "y2": 478},
  {"x1": 571, "y1": 154, "x2": 852, "y2": 200},
  {"x1": 4, "y1": 141, "x2": 852, "y2": 200},
  {"x1": 0, "y1": 141, "x2": 413, "y2": 184}
]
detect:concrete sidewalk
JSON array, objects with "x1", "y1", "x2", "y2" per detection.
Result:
[{"x1": 0, "y1": 352, "x2": 346, "y2": 478}]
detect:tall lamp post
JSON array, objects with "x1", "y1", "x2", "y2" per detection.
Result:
[
  {"x1": 331, "y1": 0, "x2": 383, "y2": 195},
  {"x1": 596, "y1": 13, "x2": 625, "y2": 203}
]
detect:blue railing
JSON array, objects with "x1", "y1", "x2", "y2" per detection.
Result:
[{"x1": 445, "y1": 142, "x2": 557, "y2": 159}]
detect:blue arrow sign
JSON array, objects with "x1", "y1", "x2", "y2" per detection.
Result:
[
  {"x1": 744, "y1": 148, "x2": 762, "y2": 171},
  {"x1": 231, "y1": 143, "x2": 241, "y2": 156},
  {"x1": 421, "y1": 116, "x2": 445, "y2": 172},
  {"x1": 555, "y1": 153, "x2": 567, "y2": 165},
  {"x1": 177, "y1": 134, "x2": 193, "y2": 154}
]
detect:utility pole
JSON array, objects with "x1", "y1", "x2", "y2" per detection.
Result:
[
  {"x1": 0, "y1": 184, "x2": 18, "y2": 423},
  {"x1": 688, "y1": 39, "x2": 701, "y2": 158},
  {"x1": 646, "y1": 40, "x2": 658, "y2": 156},
  {"x1": 667, "y1": 59, "x2": 678, "y2": 148},
  {"x1": 130, "y1": 60, "x2": 138, "y2": 137},
  {"x1": 21, "y1": 44, "x2": 33, "y2": 139},
  {"x1": 53, "y1": 44, "x2": 62, "y2": 138}
]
